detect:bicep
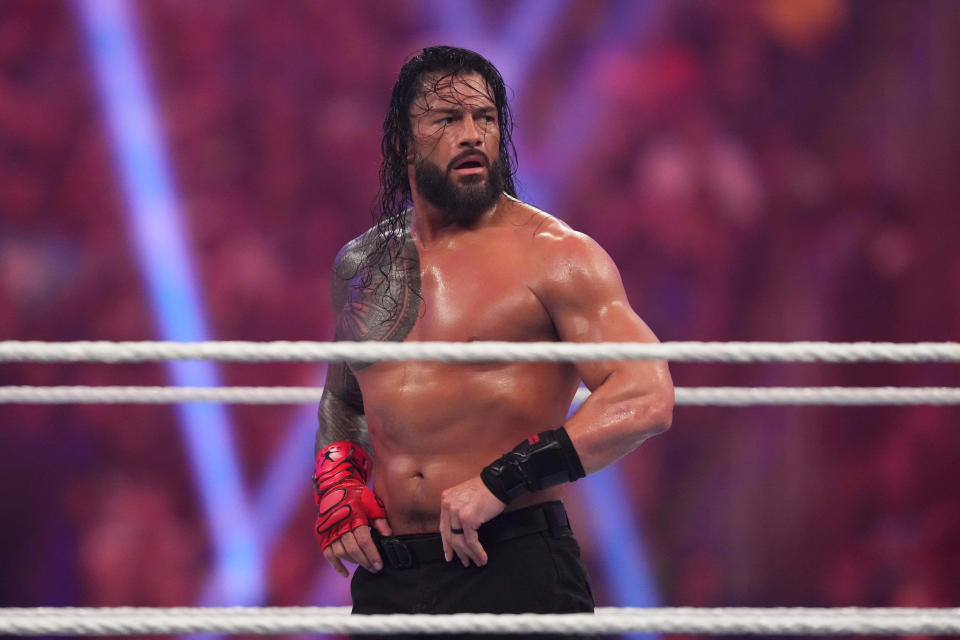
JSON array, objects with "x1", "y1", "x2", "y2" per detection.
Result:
[{"x1": 539, "y1": 236, "x2": 664, "y2": 392}]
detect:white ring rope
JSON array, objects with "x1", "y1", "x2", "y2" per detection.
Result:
[
  {"x1": 2, "y1": 340, "x2": 960, "y2": 363},
  {"x1": 4, "y1": 344, "x2": 957, "y2": 635},
  {"x1": 1, "y1": 385, "x2": 959, "y2": 405},
  {"x1": 2, "y1": 606, "x2": 959, "y2": 636}
]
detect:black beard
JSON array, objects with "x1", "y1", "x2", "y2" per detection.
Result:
[{"x1": 413, "y1": 154, "x2": 505, "y2": 224}]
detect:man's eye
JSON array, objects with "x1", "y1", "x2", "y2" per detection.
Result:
[{"x1": 438, "y1": 117, "x2": 455, "y2": 125}]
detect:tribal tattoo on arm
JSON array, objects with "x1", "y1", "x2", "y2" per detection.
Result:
[
  {"x1": 315, "y1": 221, "x2": 422, "y2": 453},
  {"x1": 315, "y1": 360, "x2": 368, "y2": 455},
  {"x1": 312, "y1": 223, "x2": 420, "y2": 558},
  {"x1": 334, "y1": 224, "x2": 422, "y2": 364}
]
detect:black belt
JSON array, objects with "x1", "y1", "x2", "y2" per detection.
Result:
[{"x1": 373, "y1": 501, "x2": 571, "y2": 570}]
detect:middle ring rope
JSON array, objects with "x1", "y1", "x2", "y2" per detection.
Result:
[{"x1": 1, "y1": 386, "x2": 958, "y2": 405}]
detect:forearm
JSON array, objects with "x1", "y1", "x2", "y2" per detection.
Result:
[
  {"x1": 315, "y1": 361, "x2": 369, "y2": 456},
  {"x1": 312, "y1": 391, "x2": 386, "y2": 558},
  {"x1": 563, "y1": 365, "x2": 674, "y2": 475},
  {"x1": 312, "y1": 362, "x2": 388, "y2": 558},
  {"x1": 316, "y1": 393, "x2": 370, "y2": 454},
  {"x1": 478, "y1": 366, "x2": 672, "y2": 505}
]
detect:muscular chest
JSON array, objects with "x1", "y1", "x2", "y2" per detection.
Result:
[
  {"x1": 410, "y1": 248, "x2": 553, "y2": 342},
  {"x1": 337, "y1": 232, "x2": 555, "y2": 347}
]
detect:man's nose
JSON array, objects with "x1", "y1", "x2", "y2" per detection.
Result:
[{"x1": 458, "y1": 116, "x2": 483, "y2": 147}]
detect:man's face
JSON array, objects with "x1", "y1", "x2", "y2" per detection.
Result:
[{"x1": 408, "y1": 72, "x2": 504, "y2": 222}]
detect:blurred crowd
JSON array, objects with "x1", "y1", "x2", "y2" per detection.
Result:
[
  {"x1": 1, "y1": 0, "x2": 958, "y2": 633},
  {"x1": 559, "y1": 0, "x2": 960, "y2": 613}
]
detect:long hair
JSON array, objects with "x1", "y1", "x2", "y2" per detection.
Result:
[{"x1": 357, "y1": 46, "x2": 519, "y2": 289}]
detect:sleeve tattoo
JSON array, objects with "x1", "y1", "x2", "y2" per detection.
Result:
[
  {"x1": 315, "y1": 235, "x2": 371, "y2": 457},
  {"x1": 314, "y1": 223, "x2": 420, "y2": 458},
  {"x1": 315, "y1": 359, "x2": 369, "y2": 456}
]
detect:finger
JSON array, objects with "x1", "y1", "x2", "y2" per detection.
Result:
[
  {"x1": 451, "y1": 521, "x2": 479, "y2": 567},
  {"x1": 323, "y1": 546, "x2": 349, "y2": 578},
  {"x1": 330, "y1": 539, "x2": 353, "y2": 564},
  {"x1": 439, "y1": 506, "x2": 452, "y2": 562},
  {"x1": 373, "y1": 518, "x2": 393, "y2": 537},
  {"x1": 340, "y1": 530, "x2": 374, "y2": 571},
  {"x1": 448, "y1": 517, "x2": 471, "y2": 567},
  {"x1": 353, "y1": 526, "x2": 383, "y2": 572},
  {"x1": 462, "y1": 526, "x2": 488, "y2": 566}
]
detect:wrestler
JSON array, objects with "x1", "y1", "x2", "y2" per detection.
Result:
[{"x1": 313, "y1": 46, "x2": 673, "y2": 623}]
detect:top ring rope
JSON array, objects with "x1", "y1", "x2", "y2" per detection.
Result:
[{"x1": 2, "y1": 341, "x2": 960, "y2": 363}]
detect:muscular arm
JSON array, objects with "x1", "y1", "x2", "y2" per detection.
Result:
[
  {"x1": 315, "y1": 222, "x2": 419, "y2": 454},
  {"x1": 313, "y1": 237, "x2": 397, "y2": 576},
  {"x1": 315, "y1": 236, "x2": 370, "y2": 456},
  {"x1": 533, "y1": 227, "x2": 674, "y2": 473},
  {"x1": 439, "y1": 222, "x2": 673, "y2": 568}
]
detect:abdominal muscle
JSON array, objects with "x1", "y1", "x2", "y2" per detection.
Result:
[
  {"x1": 372, "y1": 443, "x2": 566, "y2": 534},
  {"x1": 357, "y1": 361, "x2": 578, "y2": 534}
]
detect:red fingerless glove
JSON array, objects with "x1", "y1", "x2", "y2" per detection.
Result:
[{"x1": 313, "y1": 441, "x2": 386, "y2": 550}]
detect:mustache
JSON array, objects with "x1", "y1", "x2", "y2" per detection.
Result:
[{"x1": 447, "y1": 150, "x2": 489, "y2": 172}]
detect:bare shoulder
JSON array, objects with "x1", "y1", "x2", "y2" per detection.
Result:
[
  {"x1": 507, "y1": 201, "x2": 646, "y2": 349},
  {"x1": 329, "y1": 225, "x2": 380, "y2": 312},
  {"x1": 505, "y1": 198, "x2": 621, "y2": 292},
  {"x1": 329, "y1": 216, "x2": 420, "y2": 345},
  {"x1": 334, "y1": 225, "x2": 382, "y2": 276}
]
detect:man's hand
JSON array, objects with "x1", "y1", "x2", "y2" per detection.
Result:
[
  {"x1": 314, "y1": 441, "x2": 393, "y2": 577},
  {"x1": 439, "y1": 476, "x2": 506, "y2": 567},
  {"x1": 321, "y1": 517, "x2": 393, "y2": 578},
  {"x1": 317, "y1": 487, "x2": 393, "y2": 577}
]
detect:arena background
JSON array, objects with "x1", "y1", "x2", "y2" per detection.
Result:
[{"x1": 1, "y1": 1, "x2": 959, "y2": 638}]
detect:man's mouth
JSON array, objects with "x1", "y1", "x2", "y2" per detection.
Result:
[{"x1": 451, "y1": 154, "x2": 487, "y2": 173}]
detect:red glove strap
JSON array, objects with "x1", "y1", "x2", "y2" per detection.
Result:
[{"x1": 313, "y1": 442, "x2": 385, "y2": 550}]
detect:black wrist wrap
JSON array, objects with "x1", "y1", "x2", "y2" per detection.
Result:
[{"x1": 480, "y1": 427, "x2": 586, "y2": 504}]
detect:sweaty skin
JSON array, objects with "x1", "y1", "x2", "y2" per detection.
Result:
[
  {"x1": 315, "y1": 72, "x2": 673, "y2": 576},
  {"x1": 348, "y1": 202, "x2": 581, "y2": 533}
]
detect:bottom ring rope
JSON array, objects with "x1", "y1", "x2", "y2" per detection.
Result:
[{"x1": 2, "y1": 607, "x2": 960, "y2": 636}]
